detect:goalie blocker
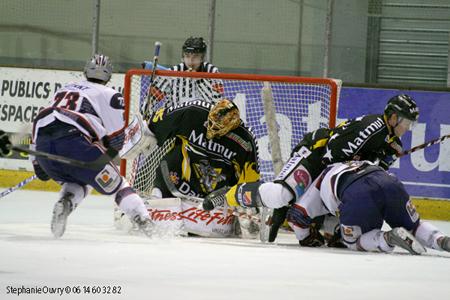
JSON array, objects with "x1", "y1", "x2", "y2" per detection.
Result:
[{"x1": 119, "y1": 114, "x2": 157, "y2": 160}]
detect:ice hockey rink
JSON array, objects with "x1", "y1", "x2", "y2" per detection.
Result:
[{"x1": 0, "y1": 190, "x2": 449, "y2": 300}]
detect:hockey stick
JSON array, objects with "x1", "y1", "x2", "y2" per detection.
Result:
[
  {"x1": 159, "y1": 160, "x2": 261, "y2": 224},
  {"x1": 0, "y1": 174, "x2": 37, "y2": 199},
  {"x1": 142, "y1": 41, "x2": 162, "y2": 121},
  {"x1": 11, "y1": 145, "x2": 117, "y2": 170},
  {"x1": 397, "y1": 134, "x2": 450, "y2": 157}
]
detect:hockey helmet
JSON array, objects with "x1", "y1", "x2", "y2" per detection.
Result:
[
  {"x1": 207, "y1": 99, "x2": 241, "y2": 139},
  {"x1": 84, "y1": 54, "x2": 113, "y2": 83},
  {"x1": 384, "y1": 94, "x2": 419, "y2": 122},
  {"x1": 182, "y1": 37, "x2": 207, "y2": 55}
]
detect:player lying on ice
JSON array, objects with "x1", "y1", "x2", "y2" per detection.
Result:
[
  {"x1": 119, "y1": 99, "x2": 261, "y2": 238},
  {"x1": 204, "y1": 160, "x2": 450, "y2": 255},
  {"x1": 203, "y1": 94, "x2": 421, "y2": 243},
  {"x1": 31, "y1": 54, "x2": 154, "y2": 238}
]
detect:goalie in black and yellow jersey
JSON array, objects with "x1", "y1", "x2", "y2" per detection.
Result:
[
  {"x1": 149, "y1": 99, "x2": 259, "y2": 200},
  {"x1": 120, "y1": 99, "x2": 260, "y2": 237}
]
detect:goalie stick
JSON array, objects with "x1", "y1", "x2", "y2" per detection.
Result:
[
  {"x1": 159, "y1": 160, "x2": 261, "y2": 224},
  {"x1": 11, "y1": 145, "x2": 117, "y2": 170},
  {"x1": 142, "y1": 41, "x2": 162, "y2": 121}
]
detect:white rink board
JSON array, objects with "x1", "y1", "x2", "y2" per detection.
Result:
[{"x1": 0, "y1": 190, "x2": 449, "y2": 300}]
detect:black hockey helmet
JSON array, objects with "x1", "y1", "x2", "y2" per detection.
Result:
[
  {"x1": 182, "y1": 37, "x2": 207, "y2": 55},
  {"x1": 384, "y1": 94, "x2": 419, "y2": 122}
]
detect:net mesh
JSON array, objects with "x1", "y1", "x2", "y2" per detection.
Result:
[{"x1": 122, "y1": 70, "x2": 340, "y2": 198}]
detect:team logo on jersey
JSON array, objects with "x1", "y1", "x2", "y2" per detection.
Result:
[
  {"x1": 340, "y1": 224, "x2": 362, "y2": 241},
  {"x1": 193, "y1": 160, "x2": 225, "y2": 193},
  {"x1": 293, "y1": 169, "x2": 310, "y2": 196},
  {"x1": 95, "y1": 165, "x2": 121, "y2": 193},
  {"x1": 405, "y1": 200, "x2": 419, "y2": 222},
  {"x1": 342, "y1": 225, "x2": 354, "y2": 237}
]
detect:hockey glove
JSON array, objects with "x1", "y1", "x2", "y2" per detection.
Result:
[
  {"x1": 379, "y1": 154, "x2": 396, "y2": 170},
  {"x1": 0, "y1": 130, "x2": 12, "y2": 157},
  {"x1": 299, "y1": 224, "x2": 325, "y2": 247},
  {"x1": 32, "y1": 160, "x2": 50, "y2": 181}
]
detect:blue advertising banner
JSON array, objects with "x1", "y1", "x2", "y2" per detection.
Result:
[
  {"x1": 137, "y1": 71, "x2": 449, "y2": 200},
  {"x1": 339, "y1": 87, "x2": 450, "y2": 200}
]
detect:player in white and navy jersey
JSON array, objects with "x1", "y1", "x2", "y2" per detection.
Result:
[
  {"x1": 148, "y1": 37, "x2": 224, "y2": 107},
  {"x1": 287, "y1": 161, "x2": 450, "y2": 254},
  {"x1": 31, "y1": 54, "x2": 153, "y2": 238}
]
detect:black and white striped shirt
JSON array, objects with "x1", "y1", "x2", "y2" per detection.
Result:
[{"x1": 150, "y1": 62, "x2": 224, "y2": 108}]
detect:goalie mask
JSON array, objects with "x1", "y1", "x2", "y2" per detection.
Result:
[
  {"x1": 84, "y1": 54, "x2": 113, "y2": 83},
  {"x1": 206, "y1": 99, "x2": 241, "y2": 139}
]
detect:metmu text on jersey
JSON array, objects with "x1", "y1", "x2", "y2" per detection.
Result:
[
  {"x1": 189, "y1": 130, "x2": 237, "y2": 159},
  {"x1": 342, "y1": 117, "x2": 384, "y2": 156}
]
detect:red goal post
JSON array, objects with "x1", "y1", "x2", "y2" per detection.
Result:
[{"x1": 121, "y1": 69, "x2": 341, "y2": 197}]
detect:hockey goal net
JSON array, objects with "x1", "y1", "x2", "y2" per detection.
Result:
[{"x1": 121, "y1": 69, "x2": 341, "y2": 198}]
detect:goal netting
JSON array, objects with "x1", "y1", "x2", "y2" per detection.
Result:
[{"x1": 121, "y1": 69, "x2": 341, "y2": 198}]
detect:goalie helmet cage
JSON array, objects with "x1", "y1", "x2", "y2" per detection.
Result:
[{"x1": 121, "y1": 69, "x2": 341, "y2": 198}]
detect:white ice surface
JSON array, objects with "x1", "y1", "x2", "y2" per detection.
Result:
[{"x1": 0, "y1": 190, "x2": 449, "y2": 300}]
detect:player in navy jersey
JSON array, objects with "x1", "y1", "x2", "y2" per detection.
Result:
[
  {"x1": 285, "y1": 161, "x2": 450, "y2": 254},
  {"x1": 31, "y1": 54, "x2": 153, "y2": 238}
]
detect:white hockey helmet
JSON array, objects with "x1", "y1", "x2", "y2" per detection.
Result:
[{"x1": 84, "y1": 54, "x2": 113, "y2": 83}]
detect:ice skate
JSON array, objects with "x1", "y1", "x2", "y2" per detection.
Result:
[
  {"x1": 385, "y1": 227, "x2": 426, "y2": 255},
  {"x1": 51, "y1": 192, "x2": 74, "y2": 238},
  {"x1": 133, "y1": 215, "x2": 155, "y2": 237}
]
